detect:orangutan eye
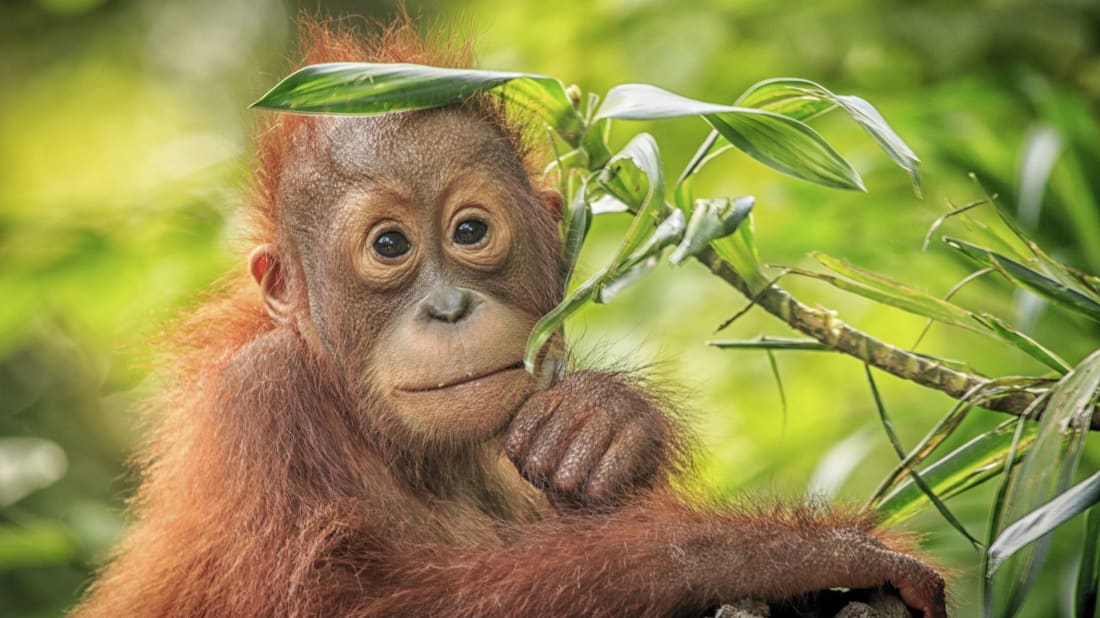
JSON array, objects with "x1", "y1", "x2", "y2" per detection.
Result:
[
  {"x1": 453, "y1": 219, "x2": 488, "y2": 246},
  {"x1": 374, "y1": 231, "x2": 411, "y2": 259}
]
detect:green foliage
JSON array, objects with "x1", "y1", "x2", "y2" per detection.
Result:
[
  {"x1": 253, "y1": 62, "x2": 586, "y2": 143},
  {"x1": 985, "y1": 351, "x2": 1100, "y2": 617}
]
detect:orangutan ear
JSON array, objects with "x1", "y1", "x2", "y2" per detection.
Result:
[
  {"x1": 249, "y1": 244, "x2": 292, "y2": 325},
  {"x1": 540, "y1": 188, "x2": 563, "y2": 220}
]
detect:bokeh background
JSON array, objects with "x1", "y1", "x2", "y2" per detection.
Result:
[{"x1": 3, "y1": 0, "x2": 1100, "y2": 615}]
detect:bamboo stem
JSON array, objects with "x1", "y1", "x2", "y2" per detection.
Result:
[{"x1": 694, "y1": 246, "x2": 1100, "y2": 430}]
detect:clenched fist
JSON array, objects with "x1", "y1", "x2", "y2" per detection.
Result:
[{"x1": 504, "y1": 371, "x2": 672, "y2": 508}]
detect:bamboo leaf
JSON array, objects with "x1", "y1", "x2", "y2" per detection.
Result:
[
  {"x1": 581, "y1": 117, "x2": 613, "y2": 169},
  {"x1": 868, "y1": 385, "x2": 985, "y2": 509},
  {"x1": 765, "y1": 349, "x2": 788, "y2": 422},
  {"x1": 704, "y1": 112, "x2": 863, "y2": 191},
  {"x1": 597, "y1": 257, "x2": 658, "y2": 304},
  {"x1": 833, "y1": 94, "x2": 922, "y2": 197},
  {"x1": 624, "y1": 209, "x2": 688, "y2": 266},
  {"x1": 813, "y1": 253, "x2": 1074, "y2": 369},
  {"x1": 598, "y1": 209, "x2": 687, "y2": 303},
  {"x1": 523, "y1": 276, "x2": 598, "y2": 373},
  {"x1": 734, "y1": 78, "x2": 922, "y2": 195},
  {"x1": 912, "y1": 267, "x2": 993, "y2": 349},
  {"x1": 972, "y1": 313, "x2": 1071, "y2": 373},
  {"x1": 922, "y1": 199, "x2": 986, "y2": 251},
  {"x1": 252, "y1": 62, "x2": 585, "y2": 142},
  {"x1": 733, "y1": 78, "x2": 838, "y2": 120},
  {"x1": 596, "y1": 133, "x2": 667, "y2": 271},
  {"x1": 525, "y1": 134, "x2": 667, "y2": 369},
  {"x1": 596, "y1": 82, "x2": 756, "y2": 120},
  {"x1": 875, "y1": 420, "x2": 1037, "y2": 526},
  {"x1": 595, "y1": 83, "x2": 864, "y2": 190},
  {"x1": 669, "y1": 197, "x2": 754, "y2": 264},
  {"x1": 710, "y1": 213, "x2": 769, "y2": 292},
  {"x1": 986, "y1": 350, "x2": 1100, "y2": 616},
  {"x1": 946, "y1": 237, "x2": 1100, "y2": 323},
  {"x1": 810, "y1": 253, "x2": 979, "y2": 329},
  {"x1": 560, "y1": 176, "x2": 592, "y2": 281},
  {"x1": 865, "y1": 366, "x2": 981, "y2": 546},
  {"x1": 1077, "y1": 505, "x2": 1100, "y2": 618},
  {"x1": 588, "y1": 191, "x2": 631, "y2": 215},
  {"x1": 989, "y1": 470, "x2": 1100, "y2": 574}
]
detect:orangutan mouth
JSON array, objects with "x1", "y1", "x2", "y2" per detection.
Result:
[{"x1": 396, "y1": 362, "x2": 526, "y2": 393}]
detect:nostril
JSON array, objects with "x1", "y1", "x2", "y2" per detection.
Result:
[{"x1": 422, "y1": 287, "x2": 474, "y2": 323}]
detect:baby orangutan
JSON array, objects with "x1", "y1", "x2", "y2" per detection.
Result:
[{"x1": 74, "y1": 20, "x2": 946, "y2": 618}]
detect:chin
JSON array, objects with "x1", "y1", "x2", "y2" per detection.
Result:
[{"x1": 391, "y1": 365, "x2": 537, "y2": 443}]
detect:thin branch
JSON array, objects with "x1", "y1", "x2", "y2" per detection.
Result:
[{"x1": 694, "y1": 246, "x2": 1100, "y2": 430}]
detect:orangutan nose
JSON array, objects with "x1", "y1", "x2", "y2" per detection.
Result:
[{"x1": 419, "y1": 287, "x2": 475, "y2": 323}]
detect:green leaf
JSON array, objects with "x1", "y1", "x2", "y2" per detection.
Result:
[
  {"x1": 598, "y1": 209, "x2": 687, "y2": 303},
  {"x1": 597, "y1": 133, "x2": 665, "y2": 216},
  {"x1": 523, "y1": 206, "x2": 684, "y2": 368},
  {"x1": 560, "y1": 176, "x2": 592, "y2": 281},
  {"x1": 594, "y1": 83, "x2": 863, "y2": 191},
  {"x1": 704, "y1": 112, "x2": 863, "y2": 191},
  {"x1": 870, "y1": 377, "x2": 1049, "y2": 512},
  {"x1": 677, "y1": 131, "x2": 723, "y2": 189},
  {"x1": 989, "y1": 470, "x2": 1100, "y2": 574},
  {"x1": 868, "y1": 385, "x2": 985, "y2": 510},
  {"x1": 595, "y1": 133, "x2": 667, "y2": 271},
  {"x1": 581, "y1": 117, "x2": 613, "y2": 169},
  {"x1": 708, "y1": 212, "x2": 769, "y2": 293},
  {"x1": 523, "y1": 276, "x2": 597, "y2": 373},
  {"x1": 597, "y1": 257, "x2": 658, "y2": 304},
  {"x1": 669, "y1": 196, "x2": 754, "y2": 264},
  {"x1": 947, "y1": 179, "x2": 1100, "y2": 297},
  {"x1": 811, "y1": 253, "x2": 1072, "y2": 370},
  {"x1": 875, "y1": 420, "x2": 1037, "y2": 526},
  {"x1": 1077, "y1": 505, "x2": 1100, "y2": 618},
  {"x1": 595, "y1": 83, "x2": 744, "y2": 120},
  {"x1": 865, "y1": 366, "x2": 981, "y2": 546},
  {"x1": 524, "y1": 134, "x2": 667, "y2": 370},
  {"x1": 734, "y1": 78, "x2": 922, "y2": 195},
  {"x1": 252, "y1": 62, "x2": 585, "y2": 143},
  {"x1": 765, "y1": 349, "x2": 788, "y2": 421},
  {"x1": 972, "y1": 313, "x2": 1071, "y2": 374},
  {"x1": 625, "y1": 209, "x2": 688, "y2": 267},
  {"x1": 832, "y1": 94, "x2": 922, "y2": 197},
  {"x1": 809, "y1": 253, "x2": 979, "y2": 330},
  {"x1": 542, "y1": 147, "x2": 589, "y2": 180},
  {"x1": 946, "y1": 237, "x2": 1100, "y2": 323},
  {"x1": 986, "y1": 350, "x2": 1100, "y2": 617},
  {"x1": 733, "y1": 78, "x2": 838, "y2": 120}
]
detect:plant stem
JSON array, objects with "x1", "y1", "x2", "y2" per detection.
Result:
[{"x1": 694, "y1": 246, "x2": 1100, "y2": 430}]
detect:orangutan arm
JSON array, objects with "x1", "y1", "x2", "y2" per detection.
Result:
[{"x1": 354, "y1": 496, "x2": 946, "y2": 618}]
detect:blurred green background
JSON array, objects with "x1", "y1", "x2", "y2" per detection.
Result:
[{"x1": 3, "y1": 0, "x2": 1100, "y2": 615}]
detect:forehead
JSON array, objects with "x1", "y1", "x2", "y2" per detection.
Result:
[{"x1": 307, "y1": 107, "x2": 527, "y2": 195}]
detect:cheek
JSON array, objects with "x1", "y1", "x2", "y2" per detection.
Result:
[
  {"x1": 490, "y1": 259, "x2": 562, "y2": 319},
  {"x1": 514, "y1": 219, "x2": 565, "y2": 314},
  {"x1": 304, "y1": 275, "x2": 395, "y2": 376}
]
